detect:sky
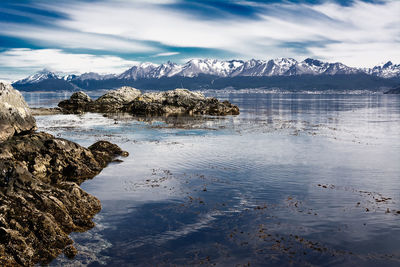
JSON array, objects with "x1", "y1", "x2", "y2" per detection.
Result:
[{"x1": 0, "y1": 0, "x2": 399, "y2": 81}]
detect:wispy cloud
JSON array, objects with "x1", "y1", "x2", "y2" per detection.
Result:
[
  {"x1": 42, "y1": 0, "x2": 399, "y2": 66},
  {"x1": 152, "y1": 52, "x2": 180, "y2": 57},
  {"x1": 0, "y1": 22, "x2": 153, "y2": 53},
  {"x1": 0, "y1": 0, "x2": 399, "y2": 80},
  {"x1": 0, "y1": 48, "x2": 139, "y2": 80}
]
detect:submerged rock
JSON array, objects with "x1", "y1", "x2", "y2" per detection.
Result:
[
  {"x1": 0, "y1": 132, "x2": 128, "y2": 266},
  {"x1": 58, "y1": 87, "x2": 240, "y2": 116},
  {"x1": 0, "y1": 82, "x2": 36, "y2": 142}
]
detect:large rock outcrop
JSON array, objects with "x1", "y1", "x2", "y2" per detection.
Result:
[
  {"x1": 0, "y1": 84, "x2": 129, "y2": 266},
  {"x1": 58, "y1": 87, "x2": 239, "y2": 116},
  {"x1": 58, "y1": 86, "x2": 141, "y2": 113},
  {"x1": 127, "y1": 89, "x2": 239, "y2": 116},
  {"x1": 56, "y1": 91, "x2": 92, "y2": 113},
  {"x1": 94, "y1": 86, "x2": 141, "y2": 112},
  {"x1": 0, "y1": 82, "x2": 36, "y2": 142},
  {"x1": 0, "y1": 132, "x2": 128, "y2": 266}
]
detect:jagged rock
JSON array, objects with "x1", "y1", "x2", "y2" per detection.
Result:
[
  {"x1": 58, "y1": 87, "x2": 141, "y2": 113},
  {"x1": 94, "y1": 86, "x2": 141, "y2": 112},
  {"x1": 0, "y1": 132, "x2": 128, "y2": 266},
  {"x1": 0, "y1": 82, "x2": 36, "y2": 142},
  {"x1": 58, "y1": 91, "x2": 92, "y2": 113},
  {"x1": 58, "y1": 87, "x2": 239, "y2": 116},
  {"x1": 63, "y1": 245, "x2": 78, "y2": 259},
  {"x1": 128, "y1": 89, "x2": 239, "y2": 116}
]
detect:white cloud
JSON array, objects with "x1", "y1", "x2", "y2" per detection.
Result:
[
  {"x1": 34, "y1": 0, "x2": 398, "y2": 67},
  {"x1": 152, "y1": 52, "x2": 180, "y2": 57},
  {"x1": 0, "y1": 22, "x2": 153, "y2": 53},
  {"x1": 0, "y1": 0, "x2": 399, "y2": 70},
  {"x1": 0, "y1": 48, "x2": 139, "y2": 80}
]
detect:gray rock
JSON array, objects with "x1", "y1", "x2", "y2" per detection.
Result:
[
  {"x1": 94, "y1": 86, "x2": 141, "y2": 112},
  {"x1": 128, "y1": 89, "x2": 240, "y2": 116},
  {"x1": 0, "y1": 82, "x2": 36, "y2": 142},
  {"x1": 57, "y1": 87, "x2": 240, "y2": 116}
]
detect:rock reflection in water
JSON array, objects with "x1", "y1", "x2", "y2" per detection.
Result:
[{"x1": 28, "y1": 91, "x2": 400, "y2": 267}]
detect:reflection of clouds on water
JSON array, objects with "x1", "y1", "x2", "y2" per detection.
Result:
[
  {"x1": 121, "y1": 210, "x2": 222, "y2": 250},
  {"x1": 37, "y1": 92, "x2": 400, "y2": 266},
  {"x1": 34, "y1": 93, "x2": 400, "y2": 149},
  {"x1": 51, "y1": 215, "x2": 112, "y2": 266}
]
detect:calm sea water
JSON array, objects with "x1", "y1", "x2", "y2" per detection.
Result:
[{"x1": 23, "y1": 90, "x2": 400, "y2": 267}]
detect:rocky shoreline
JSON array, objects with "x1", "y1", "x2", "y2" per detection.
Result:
[
  {"x1": 58, "y1": 87, "x2": 240, "y2": 116},
  {"x1": 0, "y1": 82, "x2": 128, "y2": 266},
  {"x1": 1, "y1": 84, "x2": 239, "y2": 266}
]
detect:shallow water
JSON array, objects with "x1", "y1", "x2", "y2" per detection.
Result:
[{"x1": 24, "y1": 91, "x2": 400, "y2": 266}]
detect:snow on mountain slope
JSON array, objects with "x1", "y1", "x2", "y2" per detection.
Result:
[
  {"x1": 63, "y1": 74, "x2": 77, "y2": 81},
  {"x1": 14, "y1": 69, "x2": 59, "y2": 84},
  {"x1": 117, "y1": 62, "x2": 159, "y2": 80},
  {"x1": 178, "y1": 59, "x2": 241, "y2": 77},
  {"x1": 365, "y1": 61, "x2": 400, "y2": 78},
  {"x1": 73, "y1": 72, "x2": 116, "y2": 81},
  {"x1": 13, "y1": 58, "x2": 400, "y2": 85}
]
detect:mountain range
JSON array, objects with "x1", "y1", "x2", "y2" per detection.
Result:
[{"x1": 12, "y1": 58, "x2": 400, "y2": 91}]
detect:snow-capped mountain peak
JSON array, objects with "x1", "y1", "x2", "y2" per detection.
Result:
[
  {"x1": 179, "y1": 58, "x2": 239, "y2": 77},
  {"x1": 15, "y1": 69, "x2": 59, "y2": 84},
  {"x1": 13, "y1": 58, "x2": 400, "y2": 85},
  {"x1": 383, "y1": 61, "x2": 393, "y2": 68},
  {"x1": 365, "y1": 61, "x2": 400, "y2": 78},
  {"x1": 63, "y1": 74, "x2": 77, "y2": 81},
  {"x1": 117, "y1": 62, "x2": 160, "y2": 80}
]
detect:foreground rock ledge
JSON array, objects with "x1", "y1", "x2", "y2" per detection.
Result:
[
  {"x1": 0, "y1": 132, "x2": 128, "y2": 266},
  {"x1": 0, "y1": 82, "x2": 128, "y2": 265},
  {"x1": 58, "y1": 87, "x2": 240, "y2": 116}
]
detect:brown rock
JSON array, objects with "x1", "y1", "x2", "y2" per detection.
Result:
[
  {"x1": 58, "y1": 91, "x2": 92, "y2": 114},
  {"x1": 0, "y1": 132, "x2": 128, "y2": 266},
  {"x1": 63, "y1": 244, "x2": 78, "y2": 259}
]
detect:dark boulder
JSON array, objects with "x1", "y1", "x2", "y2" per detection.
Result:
[
  {"x1": 58, "y1": 91, "x2": 93, "y2": 113},
  {"x1": 0, "y1": 132, "x2": 128, "y2": 266}
]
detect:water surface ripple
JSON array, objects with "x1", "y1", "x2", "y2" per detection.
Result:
[{"x1": 24, "y1": 91, "x2": 400, "y2": 266}]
